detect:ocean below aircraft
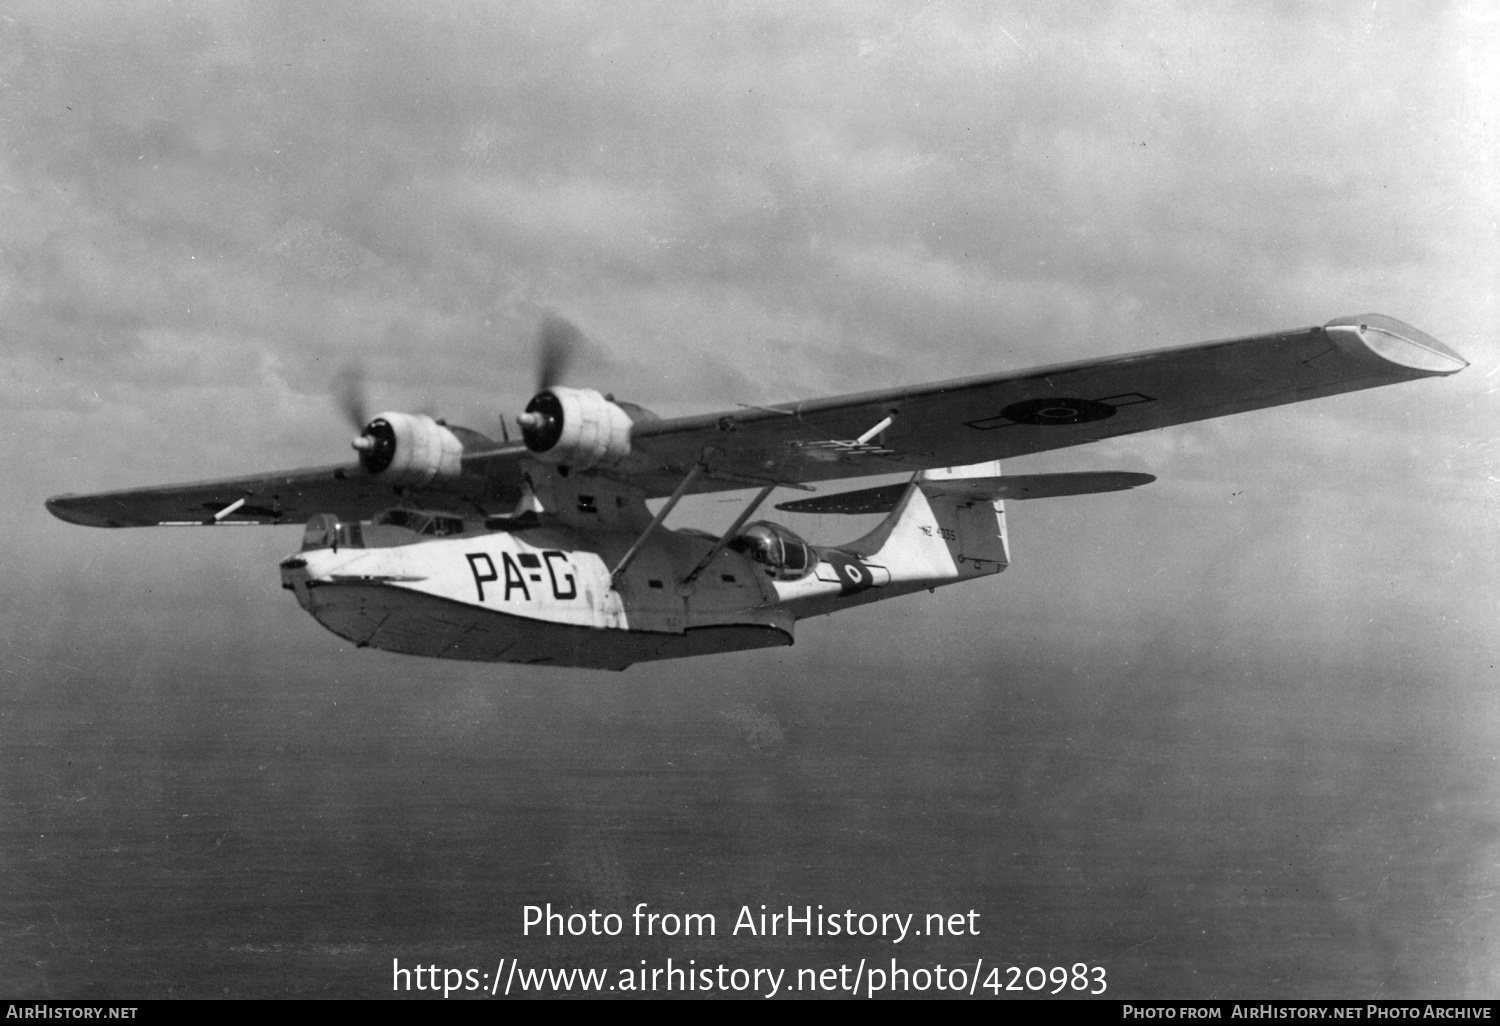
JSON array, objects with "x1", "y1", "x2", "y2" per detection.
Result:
[{"x1": 47, "y1": 314, "x2": 1465, "y2": 670}]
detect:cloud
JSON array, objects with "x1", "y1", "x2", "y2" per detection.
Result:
[
  {"x1": 0, "y1": 2, "x2": 1487, "y2": 529},
  {"x1": 2, "y1": 0, "x2": 1488, "y2": 550}
]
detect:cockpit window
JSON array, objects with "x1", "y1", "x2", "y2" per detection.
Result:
[
  {"x1": 729, "y1": 521, "x2": 816, "y2": 581},
  {"x1": 426, "y1": 515, "x2": 465, "y2": 536},
  {"x1": 484, "y1": 511, "x2": 541, "y2": 533},
  {"x1": 300, "y1": 514, "x2": 366, "y2": 551},
  {"x1": 376, "y1": 509, "x2": 425, "y2": 531},
  {"x1": 374, "y1": 509, "x2": 466, "y2": 536},
  {"x1": 301, "y1": 513, "x2": 339, "y2": 552}
]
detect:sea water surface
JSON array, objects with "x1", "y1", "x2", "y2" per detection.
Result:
[{"x1": 5, "y1": 629, "x2": 1495, "y2": 1000}]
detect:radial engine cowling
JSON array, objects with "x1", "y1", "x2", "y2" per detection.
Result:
[
  {"x1": 353, "y1": 411, "x2": 464, "y2": 485},
  {"x1": 519, "y1": 387, "x2": 634, "y2": 470}
]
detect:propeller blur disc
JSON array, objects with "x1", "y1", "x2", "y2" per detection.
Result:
[
  {"x1": 536, "y1": 315, "x2": 581, "y2": 393},
  {"x1": 334, "y1": 365, "x2": 368, "y2": 433}
]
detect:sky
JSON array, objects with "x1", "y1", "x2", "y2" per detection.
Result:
[{"x1": 2, "y1": 0, "x2": 1498, "y2": 1000}]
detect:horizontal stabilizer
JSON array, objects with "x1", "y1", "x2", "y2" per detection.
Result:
[{"x1": 775, "y1": 471, "x2": 1155, "y2": 515}]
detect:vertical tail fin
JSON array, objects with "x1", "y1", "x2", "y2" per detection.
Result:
[
  {"x1": 917, "y1": 460, "x2": 1010, "y2": 571},
  {"x1": 843, "y1": 461, "x2": 1009, "y2": 584}
]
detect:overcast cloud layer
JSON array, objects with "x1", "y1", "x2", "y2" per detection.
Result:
[{"x1": 2, "y1": 1, "x2": 1497, "y2": 999}]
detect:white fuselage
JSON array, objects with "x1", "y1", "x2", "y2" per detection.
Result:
[{"x1": 279, "y1": 472, "x2": 1008, "y2": 670}]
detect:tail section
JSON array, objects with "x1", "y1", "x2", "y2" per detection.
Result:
[
  {"x1": 769, "y1": 460, "x2": 1152, "y2": 620},
  {"x1": 843, "y1": 460, "x2": 1009, "y2": 582},
  {"x1": 766, "y1": 461, "x2": 1011, "y2": 619}
]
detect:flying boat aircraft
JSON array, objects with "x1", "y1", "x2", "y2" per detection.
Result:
[{"x1": 46, "y1": 314, "x2": 1465, "y2": 670}]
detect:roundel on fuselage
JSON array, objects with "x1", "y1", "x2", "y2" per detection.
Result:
[{"x1": 823, "y1": 552, "x2": 876, "y2": 596}]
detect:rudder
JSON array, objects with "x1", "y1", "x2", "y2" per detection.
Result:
[{"x1": 917, "y1": 461, "x2": 1011, "y2": 572}]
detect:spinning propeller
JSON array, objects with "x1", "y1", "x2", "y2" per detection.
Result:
[
  {"x1": 534, "y1": 314, "x2": 580, "y2": 394},
  {"x1": 336, "y1": 365, "x2": 370, "y2": 436},
  {"x1": 516, "y1": 315, "x2": 580, "y2": 449}
]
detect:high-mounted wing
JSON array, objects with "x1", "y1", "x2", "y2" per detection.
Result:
[
  {"x1": 46, "y1": 444, "x2": 531, "y2": 528},
  {"x1": 618, "y1": 315, "x2": 1465, "y2": 497},
  {"x1": 46, "y1": 314, "x2": 1464, "y2": 527}
]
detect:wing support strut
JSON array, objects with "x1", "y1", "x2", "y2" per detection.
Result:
[
  {"x1": 610, "y1": 463, "x2": 705, "y2": 585},
  {"x1": 854, "y1": 414, "x2": 895, "y2": 445},
  {"x1": 207, "y1": 497, "x2": 247, "y2": 524},
  {"x1": 679, "y1": 484, "x2": 776, "y2": 589}
]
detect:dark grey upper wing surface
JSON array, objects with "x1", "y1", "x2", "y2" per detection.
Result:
[
  {"x1": 620, "y1": 315, "x2": 1465, "y2": 498},
  {"x1": 46, "y1": 447, "x2": 530, "y2": 528}
]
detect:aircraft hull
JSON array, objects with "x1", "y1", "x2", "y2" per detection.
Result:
[
  {"x1": 300, "y1": 580, "x2": 792, "y2": 671},
  {"x1": 278, "y1": 469, "x2": 1009, "y2": 669}
]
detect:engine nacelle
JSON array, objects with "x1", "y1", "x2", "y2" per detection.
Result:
[
  {"x1": 353, "y1": 411, "x2": 464, "y2": 485},
  {"x1": 519, "y1": 386, "x2": 634, "y2": 470}
]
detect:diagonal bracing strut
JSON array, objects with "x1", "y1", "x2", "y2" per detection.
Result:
[
  {"x1": 207, "y1": 496, "x2": 247, "y2": 524},
  {"x1": 679, "y1": 484, "x2": 776, "y2": 588},
  {"x1": 609, "y1": 463, "x2": 704, "y2": 585}
]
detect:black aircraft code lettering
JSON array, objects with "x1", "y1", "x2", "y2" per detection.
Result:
[
  {"x1": 543, "y1": 550, "x2": 578, "y2": 600},
  {"x1": 501, "y1": 552, "x2": 532, "y2": 601},
  {"x1": 465, "y1": 553, "x2": 498, "y2": 601}
]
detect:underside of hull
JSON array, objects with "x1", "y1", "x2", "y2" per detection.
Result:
[{"x1": 302, "y1": 582, "x2": 792, "y2": 670}]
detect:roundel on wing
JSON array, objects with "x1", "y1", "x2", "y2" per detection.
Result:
[{"x1": 1000, "y1": 397, "x2": 1117, "y2": 426}]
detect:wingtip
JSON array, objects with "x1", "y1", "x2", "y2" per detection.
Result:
[
  {"x1": 1324, "y1": 314, "x2": 1468, "y2": 376},
  {"x1": 46, "y1": 495, "x2": 124, "y2": 528}
]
